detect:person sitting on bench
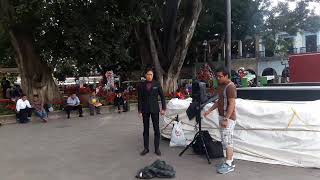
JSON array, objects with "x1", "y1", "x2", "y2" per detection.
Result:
[
  {"x1": 88, "y1": 91, "x2": 102, "y2": 115},
  {"x1": 16, "y1": 94, "x2": 32, "y2": 123},
  {"x1": 65, "y1": 93, "x2": 83, "y2": 119},
  {"x1": 32, "y1": 95, "x2": 48, "y2": 122},
  {"x1": 114, "y1": 91, "x2": 126, "y2": 113}
]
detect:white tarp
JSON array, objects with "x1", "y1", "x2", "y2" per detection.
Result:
[{"x1": 160, "y1": 98, "x2": 320, "y2": 168}]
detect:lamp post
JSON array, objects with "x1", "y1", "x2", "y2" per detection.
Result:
[
  {"x1": 225, "y1": 0, "x2": 232, "y2": 75},
  {"x1": 203, "y1": 40, "x2": 208, "y2": 62}
]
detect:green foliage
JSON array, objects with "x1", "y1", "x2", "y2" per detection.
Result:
[
  {"x1": 0, "y1": 24, "x2": 16, "y2": 67},
  {"x1": 1, "y1": 0, "x2": 136, "y2": 76},
  {"x1": 1, "y1": 0, "x2": 320, "y2": 77}
]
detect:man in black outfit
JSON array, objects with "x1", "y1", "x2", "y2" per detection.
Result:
[
  {"x1": 138, "y1": 68, "x2": 166, "y2": 156},
  {"x1": 1, "y1": 77, "x2": 10, "y2": 98}
]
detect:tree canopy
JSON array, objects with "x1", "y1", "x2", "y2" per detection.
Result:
[{"x1": 0, "y1": 0, "x2": 319, "y2": 95}]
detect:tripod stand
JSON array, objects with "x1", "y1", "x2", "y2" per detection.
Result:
[{"x1": 179, "y1": 101, "x2": 211, "y2": 164}]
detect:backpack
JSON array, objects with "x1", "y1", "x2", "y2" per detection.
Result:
[
  {"x1": 136, "y1": 160, "x2": 175, "y2": 179},
  {"x1": 192, "y1": 130, "x2": 224, "y2": 159}
]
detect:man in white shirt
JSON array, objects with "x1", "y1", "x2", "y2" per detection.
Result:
[
  {"x1": 16, "y1": 94, "x2": 32, "y2": 123},
  {"x1": 65, "y1": 93, "x2": 83, "y2": 119}
]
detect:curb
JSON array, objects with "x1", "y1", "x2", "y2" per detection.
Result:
[{"x1": 0, "y1": 103, "x2": 138, "y2": 125}]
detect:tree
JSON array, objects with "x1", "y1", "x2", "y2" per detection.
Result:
[
  {"x1": 0, "y1": 0, "x2": 61, "y2": 102},
  {"x1": 0, "y1": 24, "x2": 16, "y2": 67},
  {"x1": 0, "y1": 0, "x2": 134, "y2": 102},
  {"x1": 127, "y1": 0, "x2": 202, "y2": 93},
  {"x1": 262, "y1": 0, "x2": 320, "y2": 56}
]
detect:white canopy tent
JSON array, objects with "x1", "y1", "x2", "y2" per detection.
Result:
[{"x1": 161, "y1": 98, "x2": 320, "y2": 168}]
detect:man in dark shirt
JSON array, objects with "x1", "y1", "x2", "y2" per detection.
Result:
[
  {"x1": 138, "y1": 68, "x2": 166, "y2": 156},
  {"x1": 1, "y1": 77, "x2": 10, "y2": 98}
]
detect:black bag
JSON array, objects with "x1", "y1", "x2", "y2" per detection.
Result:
[
  {"x1": 192, "y1": 131, "x2": 224, "y2": 159},
  {"x1": 136, "y1": 160, "x2": 175, "y2": 179}
]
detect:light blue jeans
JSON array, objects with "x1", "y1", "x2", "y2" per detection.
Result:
[{"x1": 34, "y1": 110, "x2": 48, "y2": 119}]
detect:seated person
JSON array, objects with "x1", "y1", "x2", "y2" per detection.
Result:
[
  {"x1": 65, "y1": 93, "x2": 83, "y2": 119},
  {"x1": 31, "y1": 95, "x2": 48, "y2": 122},
  {"x1": 114, "y1": 91, "x2": 127, "y2": 113},
  {"x1": 16, "y1": 94, "x2": 32, "y2": 123},
  {"x1": 88, "y1": 91, "x2": 102, "y2": 115}
]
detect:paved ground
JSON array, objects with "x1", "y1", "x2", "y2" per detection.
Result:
[{"x1": 0, "y1": 111, "x2": 319, "y2": 180}]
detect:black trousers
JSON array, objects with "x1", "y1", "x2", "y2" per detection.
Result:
[
  {"x1": 65, "y1": 105, "x2": 83, "y2": 117},
  {"x1": 17, "y1": 108, "x2": 32, "y2": 123},
  {"x1": 143, "y1": 113, "x2": 160, "y2": 151}
]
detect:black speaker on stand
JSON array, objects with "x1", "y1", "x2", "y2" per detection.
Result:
[{"x1": 179, "y1": 80, "x2": 218, "y2": 164}]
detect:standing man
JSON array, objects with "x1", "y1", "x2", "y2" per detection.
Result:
[
  {"x1": 138, "y1": 68, "x2": 166, "y2": 156},
  {"x1": 204, "y1": 67, "x2": 237, "y2": 174},
  {"x1": 65, "y1": 93, "x2": 83, "y2": 119},
  {"x1": 1, "y1": 77, "x2": 10, "y2": 98}
]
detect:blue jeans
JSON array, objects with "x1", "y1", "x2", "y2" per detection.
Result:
[{"x1": 34, "y1": 110, "x2": 48, "y2": 119}]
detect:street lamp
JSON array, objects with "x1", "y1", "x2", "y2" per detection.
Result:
[
  {"x1": 225, "y1": 0, "x2": 232, "y2": 75},
  {"x1": 202, "y1": 40, "x2": 208, "y2": 62}
]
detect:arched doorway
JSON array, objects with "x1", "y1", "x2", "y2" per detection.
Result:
[
  {"x1": 282, "y1": 67, "x2": 290, "y2": 77},
  {"x1": 246, "y1": 69, "x2": 257, "y2": 86},
  {"x1": 262, "y1": 68, "x2": 277, "y2": 84},
  {"x1": 282, "y1": 67, "x2": 290, "y2": 83}
]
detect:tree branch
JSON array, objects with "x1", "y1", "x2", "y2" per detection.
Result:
[
  {"x1": 163, "y1": 0, "x2": 180, "y2": 62},
  {"x1": 146, "y1": 23, "x2": 164, "y2": 83},
  {"x1": 168, "y1": 0, "x2": 202, "y2": 78}
]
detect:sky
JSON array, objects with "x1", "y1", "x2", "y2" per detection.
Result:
[{"x1": 270, "y1": 0, "x2": 320, "y2": 15}]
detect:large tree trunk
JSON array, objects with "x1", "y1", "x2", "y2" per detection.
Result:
[
  {"x1": 9, "y1": 25, "x2": 61, "y2": 103},
  {"x1": 135, "y1": 0, "x2": 202, "y2": 94},
  {"x1": 163, "y1": 0, "x2": 202, "y2": 93}
]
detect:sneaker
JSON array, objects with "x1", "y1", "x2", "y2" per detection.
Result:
[
  {"x1": 79, "y1": 114, "x2": 83, "y2": 117},
  {"x1": 216, "y1": 162, "x2": 236, "y2": 169},
  {"x1": 217, "y1": 163, "x2": 235, "y2": 174}
]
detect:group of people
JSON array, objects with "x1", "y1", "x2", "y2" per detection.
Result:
[
  {"x1": 137, "y1": 67, "x2": 237, "y2": 175},
  {"x1": 1, "y1": 77, "x2": 23, "y2": 101},
  {"x1": 14, "y1": 89, "x2": 127, "y2": 123},
  {"x1": 3, "y1": 67, "x2": 237, "y2": 175},
  {"x1": 15, "y1": 94, "x2": 48, "y2": 123}
]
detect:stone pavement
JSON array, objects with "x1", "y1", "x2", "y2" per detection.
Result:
[{"x1": 0, "y1": 111, "x2": 319, "y2": 180}]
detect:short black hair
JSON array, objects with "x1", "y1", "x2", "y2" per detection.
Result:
[
  {"x1": 21, "y1": 94, "x2": 27, "y2": 97},
  {"x1": 33, "y1": 94, "x2": 39, "y2": 97},
  {"x1": 144, "y1": 67, "x2": 154, "y2": 74},
  {"x1": 216, "y1": 67, "x2": 229, "y2": 77}
]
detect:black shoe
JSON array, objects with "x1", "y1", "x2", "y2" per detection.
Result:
[
  {"x1": 67, "y1": 116, "x2": 70, "y2": 119},
  {"x1": 79, "y1": 114, "x2": 83, "y2": 117},
  {"x1": 155, "y1": 149, "x2": 161, "y2": 156},
  {"x1": 140, "y1": 149, "x2": 149, "y2": 156}
]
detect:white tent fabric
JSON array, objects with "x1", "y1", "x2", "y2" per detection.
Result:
[{"x1": 160, "y1": 98, "x2": 320, "y2": 168}]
